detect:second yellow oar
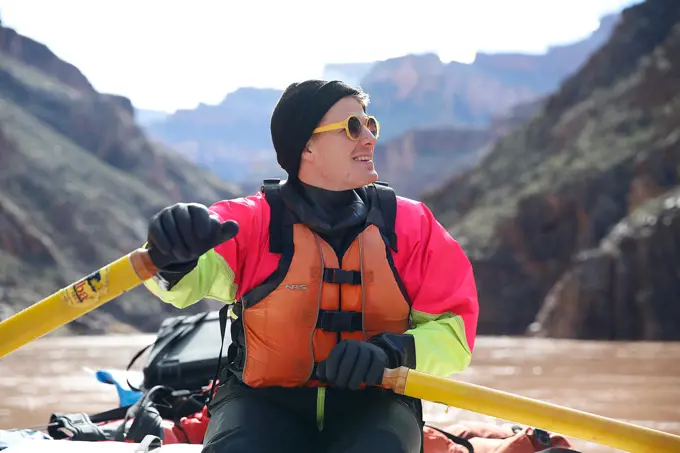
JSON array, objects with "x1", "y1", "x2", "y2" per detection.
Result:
[{"x1": 382, "y1": 367, "x2": 680, "y2": 453}]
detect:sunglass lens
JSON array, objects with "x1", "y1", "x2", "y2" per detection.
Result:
[
  {"x1": 347, "y1": 116, "x2": 362, "y2": 139},
  {"x1": 366, "y1": 117, "x2": 378, "y2": 137}
]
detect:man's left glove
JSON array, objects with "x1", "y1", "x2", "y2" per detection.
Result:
[
  {"x1": 316, "y1": 340, "x2": 387, "y2": 390},
  {"x1": 316, "y1": 333, "x2": 416, "y2": 390}
]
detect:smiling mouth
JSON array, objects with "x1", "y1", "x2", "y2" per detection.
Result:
[{"x1": 353, "y1": 156, "x2": 372, "y2": 162}]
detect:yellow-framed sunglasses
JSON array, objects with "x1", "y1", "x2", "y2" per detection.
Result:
[{"x1": 312, "y1": 114, "x2": 380, "y2": 141}]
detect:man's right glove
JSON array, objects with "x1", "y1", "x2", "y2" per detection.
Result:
[{"x1": 146, "y1": 203, "x2": 239, "y2": 285}]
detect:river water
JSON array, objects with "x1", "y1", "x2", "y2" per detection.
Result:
[{"x1": 0, "y1": 335, "x2": 679, "y2": 452}]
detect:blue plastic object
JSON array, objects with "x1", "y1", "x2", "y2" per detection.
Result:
[{"x1": 94, "y1": 369, "x2": 144, "y2": 407}]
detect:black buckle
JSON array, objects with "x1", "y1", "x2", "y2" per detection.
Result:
[
  {"x1": 322, "y1": 268, "x2": 361, "y2": 285},
  {"x1": 316, "y1": 310, "x2": 362, "y2": 332}
]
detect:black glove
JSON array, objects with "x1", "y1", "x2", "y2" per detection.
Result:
[
  {"x1": 369, "y1": 332, "x2": 417, "y2": 370},
  {"x1": 316, "y1": 333, "x2": 417, "y2": 390},
  {"x1": 146, "y1": 203, "x2": 239, "y2": 282},
  {"x1": 316, "y1": 340, "x2": 388, "y2": 390}
]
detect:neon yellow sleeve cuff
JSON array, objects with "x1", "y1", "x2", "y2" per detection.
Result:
[
  {"x1": 143, "y1": 248, "x2": 237, "y2": 309},
  {"x1": 406, "y1": 309, "x2": 472, "y2": 377}
]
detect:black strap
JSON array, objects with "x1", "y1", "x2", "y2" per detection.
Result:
[
  {"x1": 322, "y1": 268, "x2": 361, "y2": 285},
  {"x1": 261, "y1": 178, "x2": 285, "y2": 254},
  {"x1": 48, "y1": 413, "x2": 110, "y2": 441},
  {"x1": 88, "y1": 405, "x2": 132, "y2": 424},
  {"x1": 370, "y1": 182, "x2": 398, "y2": 252},
  {"x1": 206, "y1": 304, "x2": 232, "y2": 416},
  {"x1": 114, "y1": 385, "x2": 173, "y2": 442},
  {"x1": 425, "y1": 424, "x2": 475, "y2": 453},
  {"x1": 126, "y1": 405, "x2": 164, "y2": 444},
  {"x1": 125, "y1": 344, "x2": 153, "y2": 392},
  {"x1": 316, "y1": 310, "x2": 363, "y2": 332}
]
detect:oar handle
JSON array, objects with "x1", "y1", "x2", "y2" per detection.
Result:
[
  {"x1": 381, "y1": 366, "x2": 409, "y2": 394},
  {"x1": 129, "y1": 248, "x2": 160, "y2": 280}
]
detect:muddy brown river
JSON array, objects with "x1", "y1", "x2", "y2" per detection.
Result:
[{"x1": 1, "y1": 335, "x2": 679, "y2": 452}]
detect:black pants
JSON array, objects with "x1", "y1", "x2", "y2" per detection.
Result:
[{"x1": 203, "y1": 376, "x2": 423, "y2": 453}]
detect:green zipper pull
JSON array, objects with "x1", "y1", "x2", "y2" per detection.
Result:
[{"x1": 316, "y1": 386, "x2": 326, "y2": 431}]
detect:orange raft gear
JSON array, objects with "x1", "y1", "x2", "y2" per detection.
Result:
[
  {"x1": 178, "y1": 406, "x2": 573, "y2": 453},
  {"x1": 224, "y1": 179, "x2": 412, "y2": 388}
]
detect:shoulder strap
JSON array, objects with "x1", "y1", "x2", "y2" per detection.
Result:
[
  {"x1": 424, "y1": 425, "x2": 474, "y2": 453},
  {"x1": 261, "y1": 178, "x2": 285, "y2": 254},
  {"x1": 369, "y1": 181, "x2": 398, "y2": 252}
]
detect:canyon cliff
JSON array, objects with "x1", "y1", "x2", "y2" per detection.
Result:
[
  {"x1": 0, "y1": 25, "x2": 241, "y2": 335},
  {"x1": 422, "y1": 0, "x2": 680, "y2": 340}
]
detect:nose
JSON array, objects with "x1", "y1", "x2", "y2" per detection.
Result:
[{"x1": 359, "y1": 124, "x2": 377, "y2": 146}]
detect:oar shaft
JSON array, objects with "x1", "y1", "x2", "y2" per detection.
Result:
[
  {"x1": 382, "y1": 367, "x2": 680, "y2": 453},
  {"x1": 0, "y1": 249, "x2": 158, "y2": 359}
]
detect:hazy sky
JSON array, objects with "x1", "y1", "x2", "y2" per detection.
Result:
[{"x1": 0, "y1": 0, "x2": 640, "y2": 112}]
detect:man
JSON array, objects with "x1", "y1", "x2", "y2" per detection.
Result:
[{"x1": 143, "y1": 80, "x2": 479, "y2": 453}]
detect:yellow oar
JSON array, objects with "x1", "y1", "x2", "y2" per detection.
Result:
[
  {"x1": 383, "y1": 367, "x2": 680, "y2": 453},
  {"x1": 0, "y1": 247, "x2": 161, "y2": 359},
  {"x1": 0, "y1": 220, "x2": 240, "y2": 359}
]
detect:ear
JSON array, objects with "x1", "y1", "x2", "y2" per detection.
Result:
[{"x1": 301, "y1": 140, "x2": 314, "y2": 162}]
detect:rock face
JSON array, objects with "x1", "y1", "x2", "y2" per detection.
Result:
[
  {"x1": 374, "y1": 100, "x2": 545, "y2": 199},
  {"x1": 422, "y1": 0, "x2": 680, "y2": 340},
  {"x1": 0, "y1": 26, "x2": 93, "y2": 92},
  {"x1": 373, "y1": 127, "x2": 498, "y2": 199},
  {"x1": 0, "y1": 25, "x2": 241, "y2": 335},
  {"x1": 141, "y1": 13, "x2": 618, "y2": 190},
  {"x1": 145, "y1": 87, "x2": 285, "y2": 192},
  {"x1": 342, "y1": 13, "x2": 620, "y2": 141},
  {"x1": 531, "y1": 189, "x2": 680, "y2": 341}
]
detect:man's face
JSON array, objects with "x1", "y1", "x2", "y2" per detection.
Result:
[{"x1": 300, "y1": 96, "x2": 379, "y2": 191}]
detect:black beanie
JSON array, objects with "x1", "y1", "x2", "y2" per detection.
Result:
[{"x1": 270, "y1": 79, "x2": 362, "y2": 178}]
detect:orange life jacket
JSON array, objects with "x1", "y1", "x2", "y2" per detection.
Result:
[{"x1": 225, "y1": 179, "x2": 412, "y2": 388}]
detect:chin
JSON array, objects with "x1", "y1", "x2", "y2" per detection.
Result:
[
  {"x1": 367, "y1": 172, "x2": 379, "y2": 184},
  {"x1": 359, "y1": 171, "x2": 379, "y2": 186},
  {"x1": 343, "y1": 170, "x2": 379, "y2": 190}
]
